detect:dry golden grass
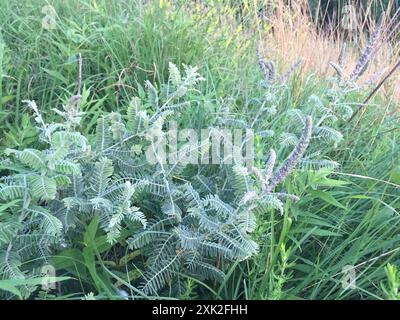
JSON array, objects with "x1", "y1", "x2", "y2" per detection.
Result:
[
  {"x1": 181, "y1": 0, "x2": 399, "y2": 102},
  {"x1": 258, "y1": 0, "x2": 400, "y2": 101}
]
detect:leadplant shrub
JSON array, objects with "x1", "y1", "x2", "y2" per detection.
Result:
[{"x1": 0, "y1": 63, "x2": 330, "y2": 298}]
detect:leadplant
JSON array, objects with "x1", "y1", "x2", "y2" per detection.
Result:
[
  {"x1": 0, "y1": 63, "x2": 326, "y2": 298},
  {"x1": 330, "y1": 17, "x2": 385, "y2": 90}
]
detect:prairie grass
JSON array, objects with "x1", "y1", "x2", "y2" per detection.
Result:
[{"x1": 0, "y1": 0, "x2": 399, "y2": 300}]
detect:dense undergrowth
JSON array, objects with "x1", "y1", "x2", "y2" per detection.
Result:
[{"x1": 0, "y1": 0, "x2": 399, "y2": 300}]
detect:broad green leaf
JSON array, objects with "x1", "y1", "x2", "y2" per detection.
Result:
[
  {"x1": 42, "y1": 68, "x2": 69, "y2": 85},
  {"x1": 0, "y1": 277, "x2": 71, "y2": 299},
  {"x1": 309, "y1": 190, "x2": 348, "y2": 210}
]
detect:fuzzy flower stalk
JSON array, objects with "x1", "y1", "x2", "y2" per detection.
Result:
[
  {"x1": 349, "y1": 20, "x2": 383, "y2": 82},
  {"x1": 245, "y1": 116, "x2": 312, "y2": 209},
  {"x1": 266, "y1": 116, "x2": 312, "y2": 192},
  {"x1": 259, "y1": 60, "x2": 276, "y2": 83},
  {"x1": 331, "y1": 42, "x2": 347, "y2": 82},
  {"x1": 263, "y1": 148, "x2": 276, "y2": 186},
  {"x1": 256, "y1": 42, "x2": 276, "y2": 83},
  {"x1": 280, "y1": 59, "x2": 302, "y2": 83}
]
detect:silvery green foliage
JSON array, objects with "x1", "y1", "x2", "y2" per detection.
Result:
[
  {"x1": 0, "y1": 99, "x2": 90, "y2": 298},
  {"x1": 261, "y1": 92, "x2": 340, "y2": 172},
  {"x1": 216, "y1": 68, "x2": 341, "y2": 175},
  {"x1": 282, "y1": 95, "x2": 344, "y2": 151},
  {"x1": 254, "y1": 44, "x2": 341, "y2": 169},
  {"x1": 0, "y1": 62, "x2": 331, "y2": 297},
  {"x1": 0, "y1": 106, "x2": 148, "y2": 298},
  {"x1": 0, "y1": 63, "x2": 262, "y2": 297}
]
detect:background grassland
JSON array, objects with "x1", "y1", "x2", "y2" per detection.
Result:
[{"x1": 0, "y1": 0, "x2": 399, "y2": 300}]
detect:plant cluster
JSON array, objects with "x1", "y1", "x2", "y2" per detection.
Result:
[{"x1": 0, "y1": 61, "x2": 338, "y2": 298}]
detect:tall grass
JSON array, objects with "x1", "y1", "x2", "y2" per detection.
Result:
[{"x1": 0, "y1": 0, "x2": 399, "y2": 300}]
